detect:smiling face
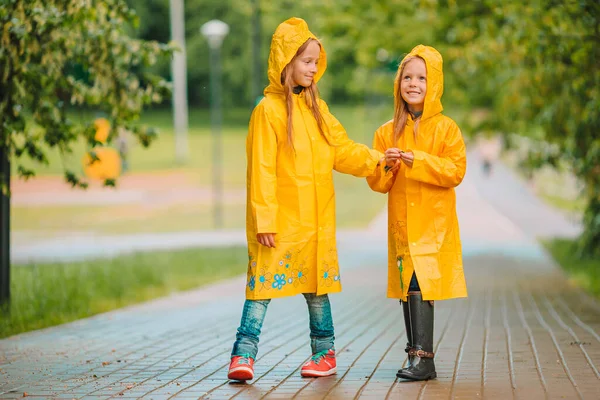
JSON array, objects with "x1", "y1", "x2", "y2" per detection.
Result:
[
  {"x1": 290, "y1": 40, "x2": 320, "y2": 88},
  {"x1": 400, "y1": 57, "x2": 427, "y2": 113}
]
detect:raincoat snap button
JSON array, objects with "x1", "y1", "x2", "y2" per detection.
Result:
[{"x1": 410, "y1": 202, "x2": 415, "y2": 206}]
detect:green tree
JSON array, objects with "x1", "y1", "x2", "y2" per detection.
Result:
[
  {"x1": 1, "y1": 0, "x2": 174, "y2": 187},
  {"x1": 0, "y1": 0, "x2": 174, "y2": 305},
  {"x1": 435, "y1": 0, "x2": 600, "y2": 257}
]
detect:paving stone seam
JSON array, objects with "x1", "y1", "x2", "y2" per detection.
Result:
[
  {"x1": 352, "y1": 332, "x2": 403, "y2": 399},
  {"x1": 6, "y1": 318, "x2": 235, "y2": 394},
  {"x1": 511, "y1": 287, "x2": 548, "y2": 394},
  {"x1": 480, "y1": 288, "x2": 492, "y2": 399},
  {"x1": 448, "y1": 295, "x2": 476, "y2": 399},
  {"x1": 320, "y1": 318, "x2": 398, "y2": 399},
  {"x1": 65, "y1": 320, "x2": 235, "y2": 397},
  {"x1": 541, "y1": 294, "x2": 600, "y2": 379},
  {"x1": 555, "y1": 297, "x2": 600, "y2": 343},
  {"x1": 501, "y1": 289, "x2": 517, "y2": 395},
  {"x1": 524, "y1": 292, "x2": 584, "y2": 399}
]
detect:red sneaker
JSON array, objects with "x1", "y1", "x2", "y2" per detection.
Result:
[
  {"x1": 228, "y1": 355, "x2": 255, "y2": 381},
  {"x1": 301, "y1": 349, "x2": 337, "y2": 377}
]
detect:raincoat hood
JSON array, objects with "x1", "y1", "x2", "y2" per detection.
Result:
[
  {"x1": 394, "y1": 45, "x2": 444, "y2": 121},
  {"x1": 265, "y1": 17, "x2": 327, "y2": 95}
]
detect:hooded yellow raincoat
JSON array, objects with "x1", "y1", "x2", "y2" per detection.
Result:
[
  {"x1": 367, "y1": 45, "x2": 468, "y2": 301},
  {"x1": 245, "y1": 18, "x2": 383, "y2": 300}
]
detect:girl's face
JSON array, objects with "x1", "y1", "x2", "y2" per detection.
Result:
[
  {"x1": 400, "y1": 58, "x2": 427, "y2": 112},
  {"x1": 291, "y1": 40, "x2": 320, "y2": 87}
]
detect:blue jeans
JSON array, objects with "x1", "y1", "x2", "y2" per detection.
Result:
[{"x1": 231, "y1": 293, "x2": 335, "y2": 359}]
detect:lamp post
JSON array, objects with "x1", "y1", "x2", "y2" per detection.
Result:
[
  {"x1": 170, "y1": 0, "x2": 189, "y2": 164},
  {"x1": 201, "y1": 20, "x2": 229, "y2": 229}
]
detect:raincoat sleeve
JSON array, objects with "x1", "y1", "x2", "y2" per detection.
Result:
[
  {"x1": 319, "y1": 101, "x2": 383, "y2": 177},
  {"x1": 366, "y1": 125, "x2": 397, "y2": 193},
  {"x1": 405, "y1": 122, "x2": 466, "y2": 188},
  {"x1": 247, "y1": 104, "x2": 278, "y2": 233}
]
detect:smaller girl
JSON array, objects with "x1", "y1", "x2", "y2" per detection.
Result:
[{"x1": 367, "y1": 45, "x2": 468, "y2": 381}]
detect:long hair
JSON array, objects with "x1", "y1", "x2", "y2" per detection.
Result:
[
  {"x1": 392, "y1": 55, "x2": 423, "y2": 144},
  {"x1": 281, "y1": 38, "x2": 325, "y2": 148}
]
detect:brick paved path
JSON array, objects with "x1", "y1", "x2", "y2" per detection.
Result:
[{"x1": 1, "y1": 155, "x2": 598, "y2": 399}]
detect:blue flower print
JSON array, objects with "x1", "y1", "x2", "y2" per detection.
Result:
[
  {"x1": 288, "y1": 277, "x2": 293, "y2": 284},
  {"x1": 248, "y1": 276, "x2": 256, "y2": 291},
  {"x1": 272, "y1": 274, "x2": 287, "y2": 290}
]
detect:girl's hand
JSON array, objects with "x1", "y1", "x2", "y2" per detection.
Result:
[
  {"x1": 385, "y1": 148, "x2": 402, "y2": 167},
  {"x1": 257, "y1": 233, "x2": 276, "y2": 248},
  {"x1": 400, "y1": 151, "x2": 414, "y2": 167}
]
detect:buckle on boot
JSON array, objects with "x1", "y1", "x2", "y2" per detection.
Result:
[
  {"x1": 408, "y1": 349, "x2": 434, "y2": 358},
  {"x1": 405, "y1": 343, "x2": 413, "y2": 353}
]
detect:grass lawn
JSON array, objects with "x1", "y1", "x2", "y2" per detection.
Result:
[
  {"x1": 543, "y1": 238, "x2": 600, "y2": 299},
  {"x1": 12, "y1": 104, "x2": 391, "y2": 236},
  {"x1": 1, "y1": 246, "x2": 248, "y2": 339}
]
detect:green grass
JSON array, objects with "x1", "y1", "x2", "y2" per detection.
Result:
[
  {"x1": 543, "y1": 238, "x2": 600, "y2": 299},
  {"x1": 1, "y1": 246, "x2": 248, "y2": 339},
  {"x1": 539, "y1": 193, "x2": 586, "y2": 215}
]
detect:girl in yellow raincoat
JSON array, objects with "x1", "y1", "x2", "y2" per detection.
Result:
[
  {"x1": 227, "y1": 18, "x2": 384, "y2": 381},
  {"x1": 367, "y1": 45, "x2": 468, "y2": 381}
]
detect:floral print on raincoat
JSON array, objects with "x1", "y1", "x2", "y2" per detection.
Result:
[
  {"x1": 367, "y1": 45, "x2": 468, "y2": 301},
  {"x1": 245, "y1": 17, "x2": 384, "y2": 300}
]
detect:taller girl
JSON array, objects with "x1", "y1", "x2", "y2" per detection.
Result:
[
  {"x1": 227, "y1": 18, "x2": 384, "y2": 381},
  {"x1": 367, "y1": 45, "x2": 468, "y2": 381}
]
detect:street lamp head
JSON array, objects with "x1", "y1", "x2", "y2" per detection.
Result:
[{"x1": 201, "y1": 19, "x2": 230, "y2": 49}]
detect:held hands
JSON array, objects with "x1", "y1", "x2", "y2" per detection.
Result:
[
  {"x1": 257, "y1": 233, "x2": 276, "y2": 248},
  {"x1": 384, "y1": 148, "x2": 414, "y2": 172}
]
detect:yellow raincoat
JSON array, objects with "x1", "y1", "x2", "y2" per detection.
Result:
[
  {"x1": 367, "y1": 45, "x2": 468, "y2": 301},
  {"x1": 245, "y1": 17, "x2": 383, "y2": 300}
]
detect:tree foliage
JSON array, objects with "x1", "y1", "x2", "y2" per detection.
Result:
[
  {"x1": 433, "y1": 0, "x2": 600, "y2": 257},
  {"x1": 0, "y1": 0, "x2": 174, "y2": 187}
]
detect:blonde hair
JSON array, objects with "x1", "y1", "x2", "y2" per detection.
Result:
[
  {"x1": 281, "y1": 38, "x2": 325, "y2": 148},
  {"x1": 392, "y1": 55, "x2": 424, "y2": 143}
]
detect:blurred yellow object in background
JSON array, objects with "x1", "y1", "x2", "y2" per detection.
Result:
[
  {"x1": 82, "y1": 147, "x2": 121, "y2": 180},
  {"x1": 94, "y1": 118, "x2": 111, "y2": 143}
]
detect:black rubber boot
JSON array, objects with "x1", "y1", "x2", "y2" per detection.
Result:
[
  {"x1": 397, "y1": 300, "x2": 414, "y2": 375},
  {"x1": 396, "y1": 292, "x2": 437, "y2": 381}
]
